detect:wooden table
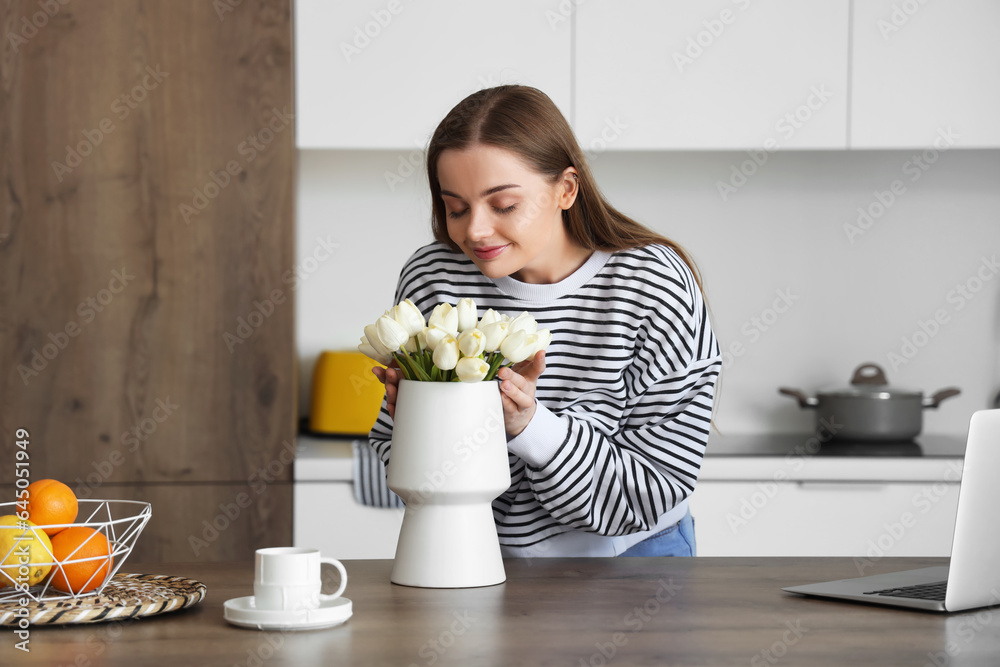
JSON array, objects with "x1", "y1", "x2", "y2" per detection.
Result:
[{"x1": 5, "y1": 557, "x2": 999, "y2": 666}]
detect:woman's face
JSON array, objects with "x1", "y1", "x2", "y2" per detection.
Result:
[{"x1": 437, "y1": 144, "x2": 578, "y2": 283}]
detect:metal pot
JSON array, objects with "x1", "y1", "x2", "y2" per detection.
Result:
[{"x1": 779, "y1": 363, "x2": 960, "y2": 441}]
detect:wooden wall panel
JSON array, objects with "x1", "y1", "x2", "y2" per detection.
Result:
[
  {"x1": 0, "y1": 481, "x2": 293, "y2": 562},
  {"x1": 107, "y1": 483, "x2": 293, "y2": 563},
  {"x1": 0, "y1": 0, "x2": 295, "y2": 559}
]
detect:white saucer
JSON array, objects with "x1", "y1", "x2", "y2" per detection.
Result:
[{"x1": 223, "y1": 595, "x2": 352, "y2": 631}]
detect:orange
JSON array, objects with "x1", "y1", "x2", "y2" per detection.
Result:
[
  {"x1": 48, "y1": 527, "x2": 113, "y2": 594},
  {"x1": 26, "y1": 479, "x2": 79, "y2": 536}
]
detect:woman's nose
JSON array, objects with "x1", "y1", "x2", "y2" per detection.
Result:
[{"x1": 465, "y1": 207, "x2": 493, "y2": 241}]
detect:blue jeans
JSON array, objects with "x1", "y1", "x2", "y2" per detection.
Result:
[{"x1": 618, "y1": 512, "x2": 696, "y2": 557}]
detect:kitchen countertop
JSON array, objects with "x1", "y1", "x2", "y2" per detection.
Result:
[
  {"x1": 296, "y1": 431, "x2": 968, "y2": 484},
  {"x1": 9, "y1": 557, "x2": 995, "y2": 666},
  {"x1": 705, "y1": 432, "x2": 967, "y2": 457},
  {"x1": 700, "y1": 432, "x2": 966, "y2": 483}
]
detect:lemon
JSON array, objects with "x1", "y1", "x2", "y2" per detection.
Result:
[{"x1": 0, "y1": 514, "x2": 54, "y2": 589}]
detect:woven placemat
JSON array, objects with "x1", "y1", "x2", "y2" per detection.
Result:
[{"x1": 0, "y1": 573, "x2": 206, "y2": 626}]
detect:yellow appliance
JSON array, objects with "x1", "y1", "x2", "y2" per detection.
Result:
[{"x1": 309, "y1": 350, "x2": 386, "y2": 435}]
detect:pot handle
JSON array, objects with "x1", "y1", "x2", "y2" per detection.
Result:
[
  {"x1": 850, "y1": 363, "x2": 889, "y2": 386},
  {"x1": 923, "y1": 387, "x2": 961, "y2": 408},
  {"x1": 778, "y1": 387, "x2": 819, "y2": 409}
]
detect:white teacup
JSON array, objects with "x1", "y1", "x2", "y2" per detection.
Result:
[{"x1": 254, "y1": 547, "x2": 347, "y2": 612}]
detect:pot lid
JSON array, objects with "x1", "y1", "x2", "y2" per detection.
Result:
[{"x1": 819, "y1": 363, "x2": 922, "y2": 399}]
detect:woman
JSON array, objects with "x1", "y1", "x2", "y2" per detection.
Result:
[{"x1": 370, "y1": 85, "x2": 720, "y2": 557}]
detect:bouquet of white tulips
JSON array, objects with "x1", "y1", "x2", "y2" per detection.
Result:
[{"x1": 359, "y1": 298, "x2": 552, "y2": 382}]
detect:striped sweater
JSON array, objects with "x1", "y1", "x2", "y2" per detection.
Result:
[{"x1": 368, "y1": 241, "x2": 721, "y2": 555}]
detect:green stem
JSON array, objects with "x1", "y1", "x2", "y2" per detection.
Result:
[
  {"x1": 399, "y1": 347, "x2": 432, "y2": 382},
  {"x1": 484, "y1": 351, "x2": 505, "y2": 381},
  {"x1": 392, "y1": 352, "x2": 415, "y2": 381}
]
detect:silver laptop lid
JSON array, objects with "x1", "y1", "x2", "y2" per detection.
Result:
[{"x1": 946, "y1": 409, "x2": 1000, "y2": 611}]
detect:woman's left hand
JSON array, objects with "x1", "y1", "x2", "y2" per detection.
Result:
[{"x1": 497, "y1": 350, "x2": 546, "y2": 438}]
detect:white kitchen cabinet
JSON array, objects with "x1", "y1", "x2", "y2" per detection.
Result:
[
  {"x1": 851, "y1": 0, "x2": 1000, "y2": 148},
  {"x1": 295, "y1": 434, "x2": 966, "y2": 559},
  {"x1": 574, "y1": 0, "x2": 849, "y2": 150},
  {"x1": 294, "y1": 0, "x2": 571, "y2": 149},
  {"x1": 294, "y1": 481, "x2": 404, "y2": 559},
  {"x1": 294, "y1": 437, "x2": 404, "y2": 559},
  {"x1": 299, "y1": 477, "x2": 960, "y2": 559},
  {"x1": 689, "y1": 479, "x2": 960, "y2": 557}
]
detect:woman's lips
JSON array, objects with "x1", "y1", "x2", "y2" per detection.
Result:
[{"x1": 473, "y1": 245, "x2": 508, "y2": 260}]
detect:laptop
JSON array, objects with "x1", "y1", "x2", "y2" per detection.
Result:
[{"x1": 782, "y1": 409, "x2": 1000, "y2": 612}]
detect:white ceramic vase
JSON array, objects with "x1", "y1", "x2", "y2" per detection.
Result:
[{"x1": 387, "y1": 378, "x2": 511, "y2": 588}]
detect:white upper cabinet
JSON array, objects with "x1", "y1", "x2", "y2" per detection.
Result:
[
  {"x1": 295, "y1": 2, "x2": 996, "y2": 151},
  {"x1": 851, "y1": 0, "x2": 1000, "y2": 148},
  {"x1": 294, "y1": 0, "x2": 572, "y2": 149},
  {"x1": 574, "y1": 1, "x2": 850, "y2": 150}
]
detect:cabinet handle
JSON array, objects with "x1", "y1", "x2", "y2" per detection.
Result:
[{"x1": 796, "y1": 482, "x2": 889, "y2": 491}]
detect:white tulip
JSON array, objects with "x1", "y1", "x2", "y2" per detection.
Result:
[
  {"x1": 535, "y1": 328, "x2": 552, "y2": 352},
  {"x1": 478, "y1": 308, "x2": 502, "y2": 328},
  {"x1": 358, "y1": 336, "x2": 391, "y2": 365},
  {"x1": 432, "y1": 335, "x2": 459, "y2": 370},
  {"x1": 429, "y1": 303, "x2": 459, "y2": 334},
  {"x1": 480, "y1": 321, "x2": 509, "y2": 353},
  {"x1": 456, "y1": 298, "x2": 478, "y2": 333},
  {"x1": 508, "y1": 311, "x2": 538, "y2": 335},
  {"x1": 406, "y1": 298, "x2": 425, "y2": 321},
  {"x1": 375, "y1": 314, "x2": 409, "y2": 352},
  {"x1": 423, "y1": 324, "x2": 451, "y2": 351},
  {"x1": 500, "y1": 329, "x2": 540, "y2": 364},
  {"x1": 455, "y1": 356, "x2": 489, "y2": 382},
  {"x1": 391, "y1": 299, "x2": 425, "y2": 336},
  {"x1": 404, "y1": 335, "x2": 420, "y2": 354},
  {"x1": 364, "y1": 323, "x2": 393, "y2": 358},
  {"x1": 457, "y1": 328, "x2": 486, "y2": 358}
]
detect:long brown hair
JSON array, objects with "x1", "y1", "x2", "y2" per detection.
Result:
[{"x1": 426, "y1": 85, "x2": 706, "y2": 294}]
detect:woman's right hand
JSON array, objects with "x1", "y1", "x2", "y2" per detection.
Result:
[{"x1": 371, "y1": 361, "x2": 402, "y2": 420}]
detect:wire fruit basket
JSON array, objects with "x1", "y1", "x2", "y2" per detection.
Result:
[{"x1": 0, "y1": 499, "x2": 151, "y2": 603}]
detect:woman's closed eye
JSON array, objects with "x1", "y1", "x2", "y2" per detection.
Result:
[{"x1": 447, "y1": 204, "x2": 518, "y2": 220}]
